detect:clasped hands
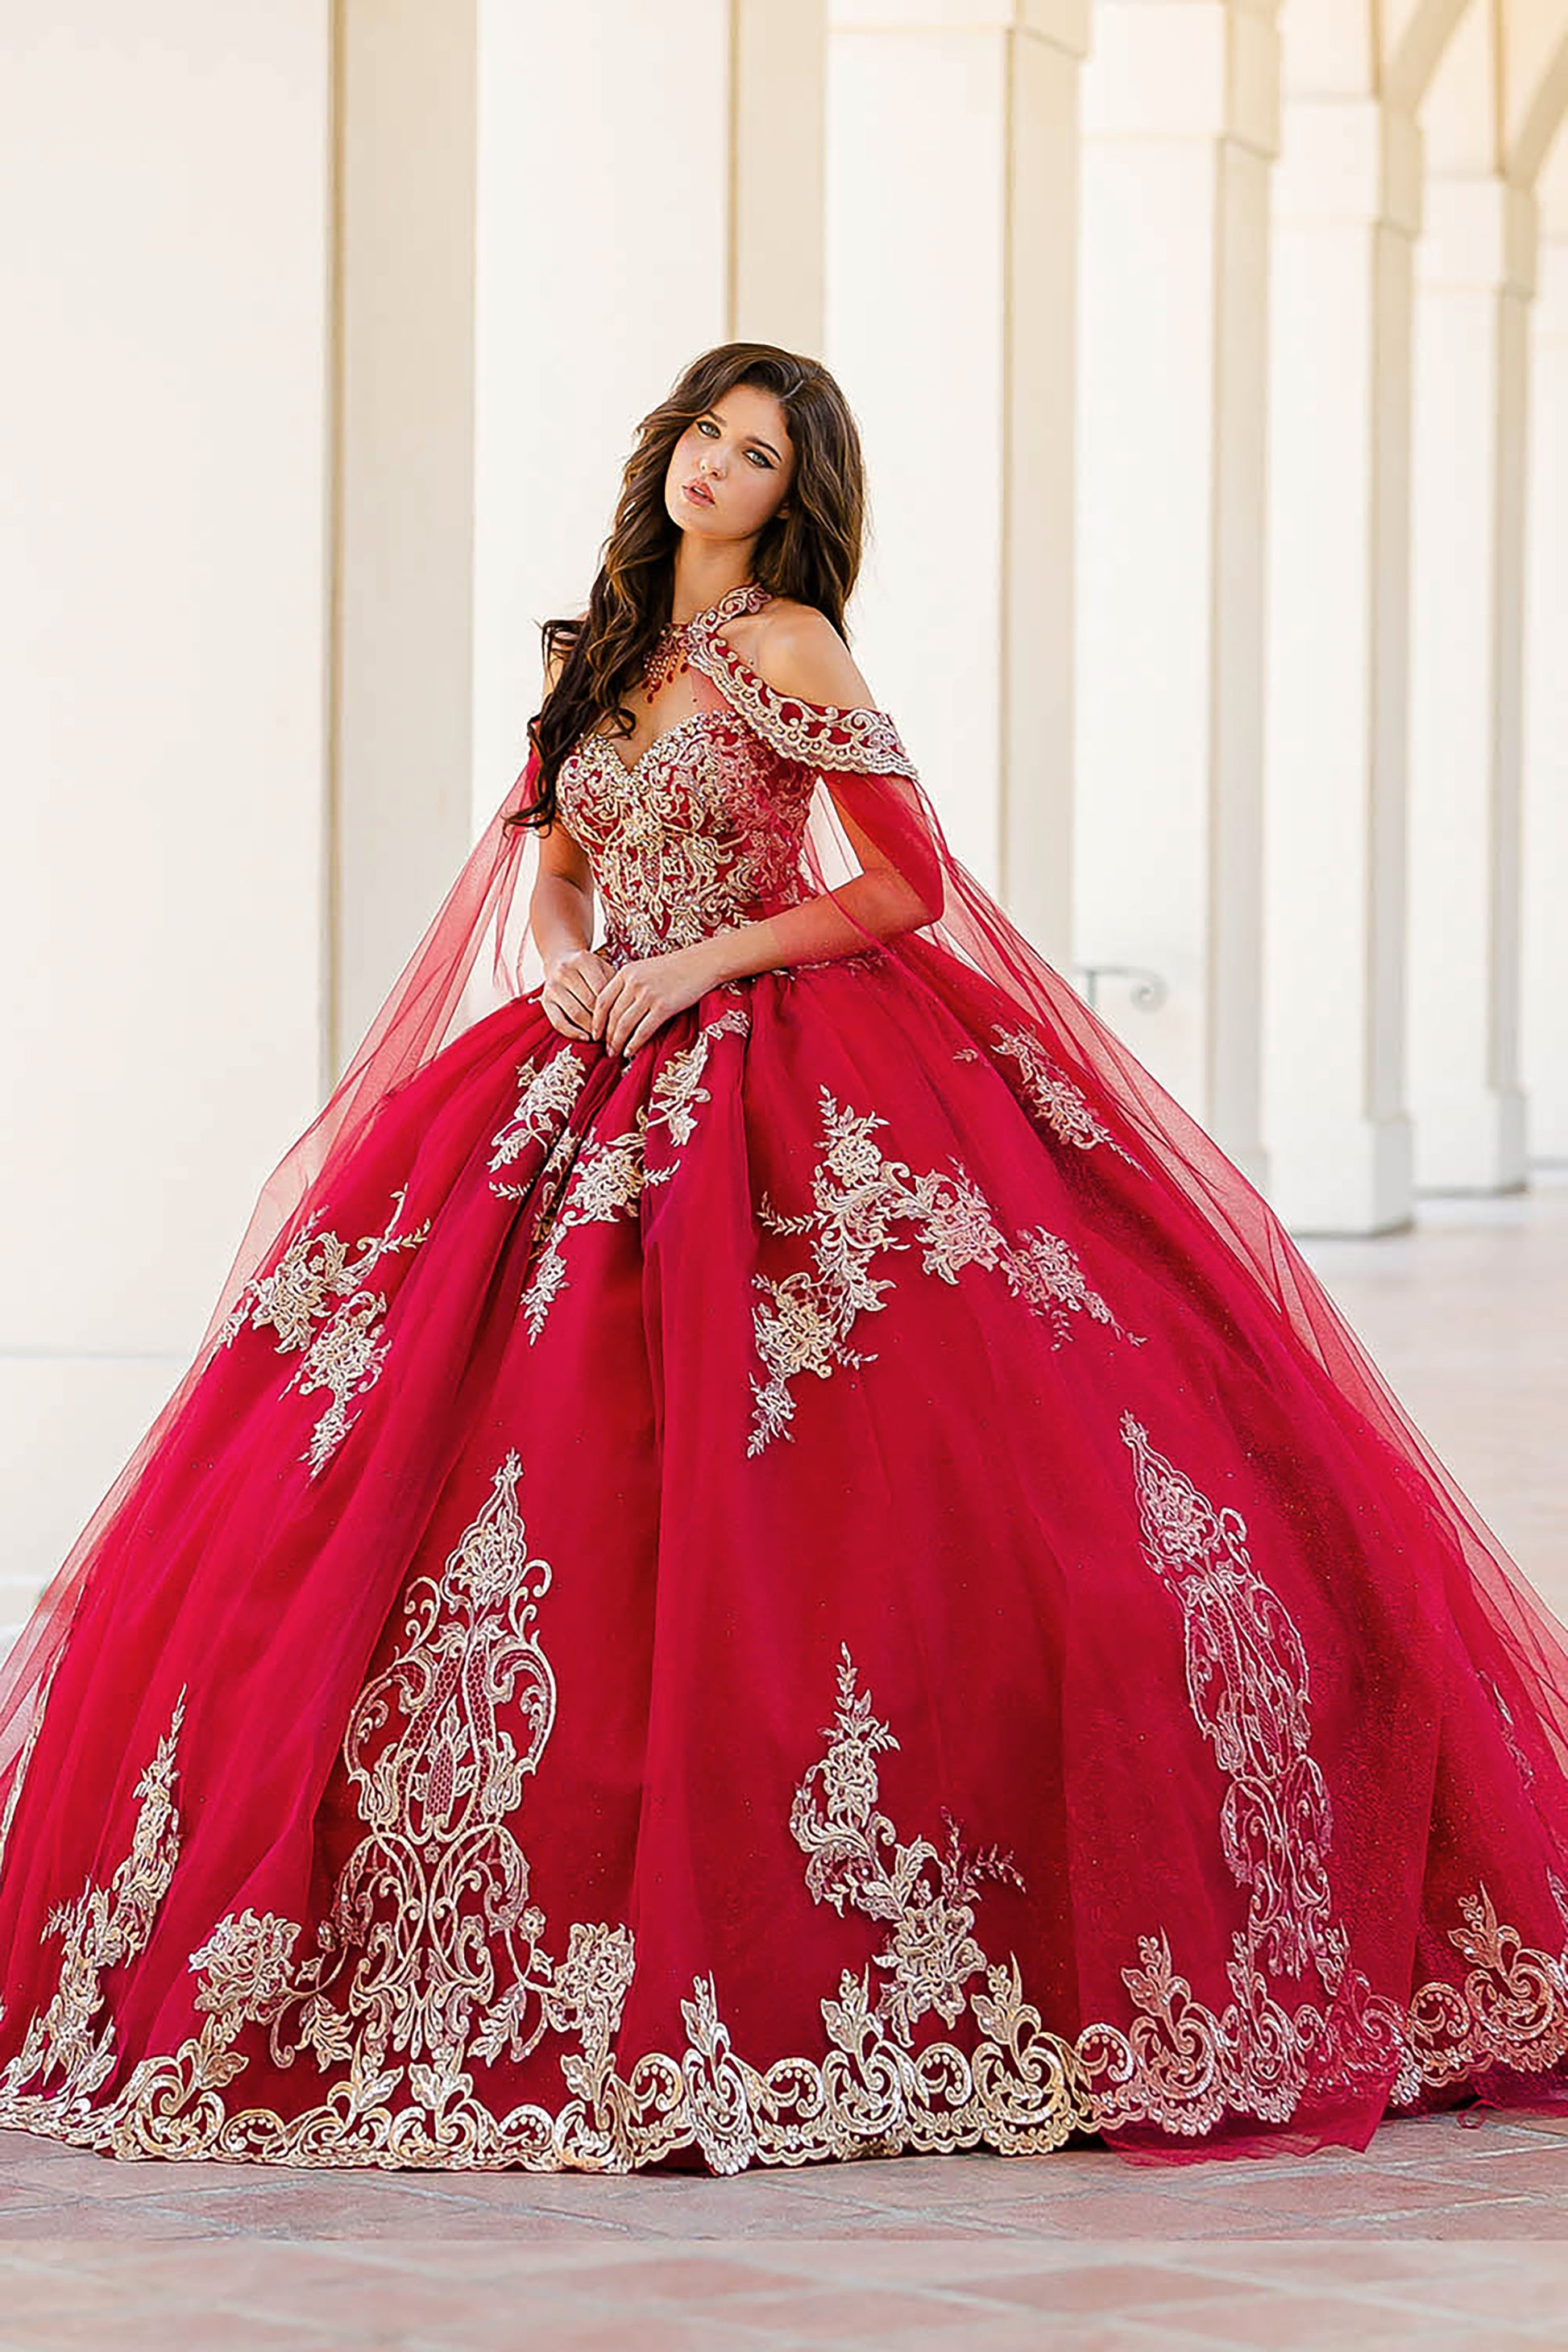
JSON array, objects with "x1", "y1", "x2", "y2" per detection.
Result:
[{"x1": 541, "y1": 943, "x2": 720, "y2": 1059}]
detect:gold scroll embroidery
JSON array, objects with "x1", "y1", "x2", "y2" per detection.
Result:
[
  {"x1": 791, "y1": 1647, "x2": 1023, "y2": 2035},
  {"x1": 3, "y1": 1556, "x2": 1568, "y2": 2174},
  {"x1": 749, "y1": 1089, "x2": 1135, "y2": 1453},
  {"x1": 1122, "y1": 1414, "x2": 1345, "y2": 1989},
  {"x1": 647, "y1": 1003, "x2": 750, "y2": 1147}
]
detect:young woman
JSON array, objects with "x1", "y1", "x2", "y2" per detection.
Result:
[{"x1": 1, "y1": 342, "x2": 1566, "y2": 2178}]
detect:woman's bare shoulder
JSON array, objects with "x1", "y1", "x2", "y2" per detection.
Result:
[{"x1": 732, "y1": 599, "x2": 877, "y2": 711}]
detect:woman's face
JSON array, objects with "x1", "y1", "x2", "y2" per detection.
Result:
[{"x1": 663, "y1": 383, "x2": 795, "y2": 548}]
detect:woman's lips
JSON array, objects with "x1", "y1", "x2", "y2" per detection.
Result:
[{"x1": 682, "y1": 479, "x2": 715, "y2": 508}]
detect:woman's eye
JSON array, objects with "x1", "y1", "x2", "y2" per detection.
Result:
[
  {"x1": 746, "y1": 450, "x2": 772, "y2": 469},
  {"x1": 697, "y1": 419, "x2": 719, "y2": 438}
]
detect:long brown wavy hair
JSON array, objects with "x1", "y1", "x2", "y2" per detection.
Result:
[{"x1": 509, "y1": 342, "x2": 866, "y2": 831}]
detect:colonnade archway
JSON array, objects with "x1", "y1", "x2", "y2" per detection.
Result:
[
  {"x1": 331, "y1": 0, "x2": 1568, "y2": 1230},
  {"x1": 332, "y1": 0, "x2": 1568, "y2": 1242}
]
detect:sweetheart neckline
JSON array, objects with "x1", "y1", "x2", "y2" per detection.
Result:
[{"x1": 586, "y1": 708, "x2": 720, "y2": 782}]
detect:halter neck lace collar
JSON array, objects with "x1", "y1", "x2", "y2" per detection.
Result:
[{"x1": 676, "y1": 579, "x2": 771, "y2": 637}]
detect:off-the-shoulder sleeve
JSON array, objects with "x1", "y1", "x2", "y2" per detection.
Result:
[{"x1": 690, "y1": 630, "x2": 919, "y2": 782}]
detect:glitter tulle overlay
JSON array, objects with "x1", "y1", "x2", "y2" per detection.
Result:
[{"x1": 4, "y1": 585, "x2": 1568, "y2": 2173}]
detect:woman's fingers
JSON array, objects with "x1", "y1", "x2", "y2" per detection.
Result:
[
  {"x1": 608, "y1": 998, "x2": 640, "y2": 1056},
  {"x1": 591, "y1": 973, "x2": 624, "y2": 1040},
  {"x1": 620, "y1": 1006, "x2": 665, "y2": 1059}
]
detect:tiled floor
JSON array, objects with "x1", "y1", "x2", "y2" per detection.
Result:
[{"x1": 1, "y1": 1176, "x2": 1566, "y2": 2347}]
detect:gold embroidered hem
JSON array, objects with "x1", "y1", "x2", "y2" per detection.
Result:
[{"x1": 5, "y1": 1441, "x2": 1568, "y2": 2174}]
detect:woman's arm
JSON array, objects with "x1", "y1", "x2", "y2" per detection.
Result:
[
  {"x1": 529, "y1": 819, "x2": 593, "y2": 968},
  {"x1": 529, "y1": 816, "x2": 615, "y2": 1043},
  {"x1": 527, "y1": 635, "x2": 618, "y2": 1042}
]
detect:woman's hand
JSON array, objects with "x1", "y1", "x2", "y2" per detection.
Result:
[
  {"x1": 592, "y1": 944, "x2": 720, "y2": 1059},
  {"x1": 541, "y1": 948, "x2": 614, "y2": 1041}
]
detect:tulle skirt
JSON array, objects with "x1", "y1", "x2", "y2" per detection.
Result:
[{"x1": 2, "y1": 940, "x2": 1567, "y2": 2172}]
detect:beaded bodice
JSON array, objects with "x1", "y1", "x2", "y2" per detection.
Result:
[{"x1": 554, "y1": 583, "x2": 916, "y2": 961}]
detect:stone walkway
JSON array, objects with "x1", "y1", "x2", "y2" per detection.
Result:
[{"x1": 0, "y1": 1176, "x2": 1564, "y2": 2346}]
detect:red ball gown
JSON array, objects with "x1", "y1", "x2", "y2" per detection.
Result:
[{"x1": 3, "y1": 579, "x2": 1568, "y2": 2176}]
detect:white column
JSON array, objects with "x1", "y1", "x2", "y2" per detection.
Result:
[
  {"x1": 1523, "y1": 138, "x2": 1568, "y2": 1164},
  {"x1": 1407, "y1": 173, "x2": 1535, "y2": 1193},
  {"x1": 334, "y1": 0, "x2": 479, "y2": 1059},
  {"x1": 471, "y1": 0, "x2": 826, "y2": 836},
  {"x1": 1262, "y1": 96, "x2": 1420, "y2": 1233},
  {"x1": 827, "y1": 0, "x2": 1089, "y2": 965},
  {"x1": 1073, "y1": 0, "x2": 1278, "y2": 1181},
  {"x1": 333, "y1": 1, "x2": 828, "y2": 1045},
  {"x1": 0, "y1": 1, "x2": 333, "y2": 1618},
  {"x1": 734, "y1": 0, "x2": 828, "y2": 353}
]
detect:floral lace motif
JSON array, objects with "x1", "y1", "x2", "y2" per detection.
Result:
[
  {"x1": 991, "y1": 1028, "x2": 1143, "y2": 1170},
  {"x1": 6, "y1": 1455, "x2": 1568, "y2": 2171},
  {"x1": 749, "y1": 1089, "x2": 1135, "y2": 1453},
  {"x1": 219, "y1": 1191, "x2": 430, "y2": 1477},
  {"x1": 516, "y1": 1006, "x2": 751, "y2": 1340},
  {"x1": 791, "y1": 1649, "x2": 1023, "y2": 2037},
  {"x1": 0, "y1": 1693, "x2": 186, "y2": 2132},
  {"x1": 489, "y1": 1047, "x2": 590, "y2": 1195}
]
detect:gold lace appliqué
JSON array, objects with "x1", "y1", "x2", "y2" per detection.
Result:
[
  {"x1": 489, "y1": 1047, "x2": 590, "y2": 1195},
  {"x1": 1122, "y1": 1414, "x2": 1345, "y2": 1991},
  {"x1": 556, "y1": 720, "x2": 815, "y2": 960},
  {"x1": 220, "y1": 1189, "x2": 431, "y2": 1477},
  {"x1": 792, "y1": 1648, "x2": 1023, "y2": 2035},
  {"x1": 687, "y1": 630, "x2": 919, "y2": 782},
  {"x1": 6, "y1": 1484, "x2": 1568, "y2": 2172},
  {"x1": 517, "y1": 1007, "x2": 750, "y2": 1340},
  {"x1": 749, "y1": 1088, "x2": 1136, "y2": 1453},
  {"x1": 0, "y1": 1692, "x2": 186, "y2": 2133},
  {"x1": 991, "y1": 1027, "x2": 1143, "y2": 1170}
]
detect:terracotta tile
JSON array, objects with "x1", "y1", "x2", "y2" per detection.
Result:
[
  {"x1": 405, "y1": 2314, "x2": 769, "y2": 2352},
  {"x1": 1206, "y1": 2168, "x2": 1535, "y2": 2225},
  {"x1": 1104, "y1": 2292, "x2": 1421, "y2": 2350},
  {"x1": 0, "y1": 2159, "x2": 245, "y2": 2206},
  {"x1": 1148, "y1": 2242, "x2": 1510, "y2": 2286},
  {"x1": 562, "y1": 2251, "x2": 825, "y2": 2302},
  {"x1": 695, "y1": 2284, "x2": 994, "y2": 2336},
  {"x1": 944, "y1": 2188, "x2": 1259, "y2": 2240},
  {"x1": 1276, "y1": 2205, "x2": 1568, "y2": 2242},
  {"x1": 861, "y1": 2328, "x2": 1151, "y2": 2352},
  {"x1": 0, "y1": 2202, "x2": 212, "y2": 2242},
  {"x1": 1395, "y1": 2263, "x2": 1568, "y2": 2325},
  {"x1": 0, "y1": 2313, "x2": 337, "y2": 2351},
  {"x1": 1406, "y1": 2147, "x2": 1568, "y2": 2195},
  {"x1": 960, "y1": 2260, "x2": 1264, "y2": 2316},
  {"x1": 0, "y1": 2267, "x2": 152, "y2": 2321}
]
